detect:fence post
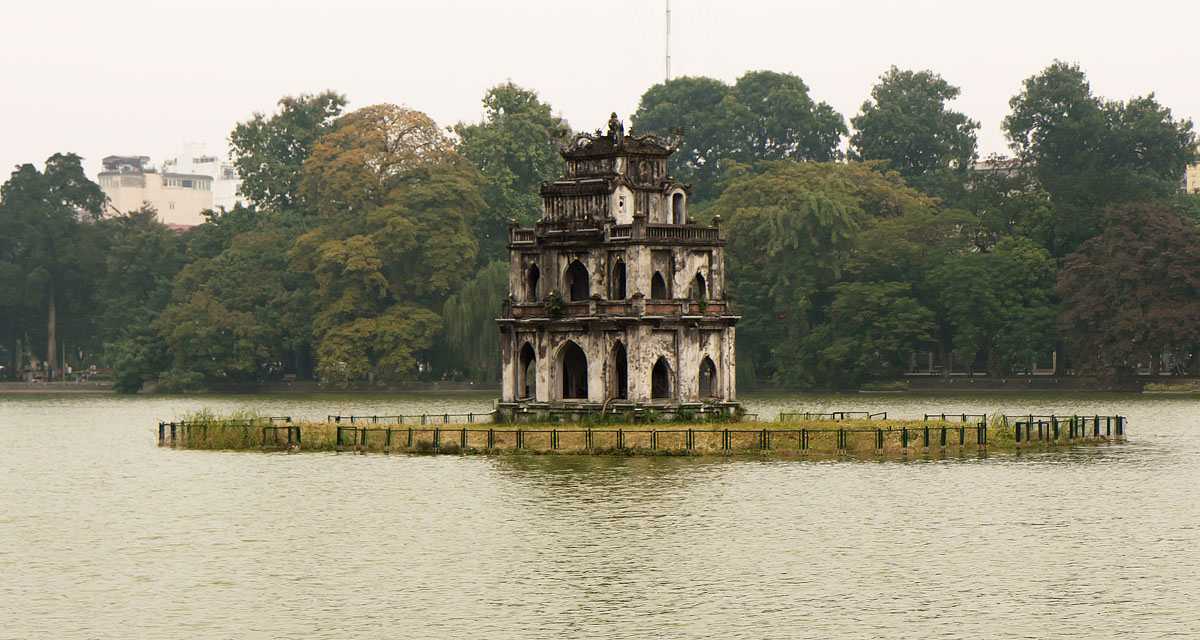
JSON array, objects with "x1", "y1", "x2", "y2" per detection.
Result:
[
  {"x1": 939, "y1": 427, "x2": 947, "y2": 448},
  {"x1": 487, "y1": 428, "x2": 495, "y2": 449},
  {"x1": 875, "y1": 428, "x2": 883, "y2": 452},
  {"x1": 1116, "y1": 416, "x2": 1125, "y2": 440},
  {"x1": 901, "y1": 427, "x2": 908, "y2": 450},
  {"x1": 170, "y1": 423, "x2": 177, "y2": 447},
  {"x1": 407, "y1": 427, "x2": 414, "y2": 448},
  {"x1": 433, "y1": 428, "x2": 440, "y2": 450},
  {"x1": 922, "y1": 427, "x2": 930, "y2": 449},
  {"x1": 686, "y1": 428, "x2": 694, "y2": 451},
  {"x1": 461, "y1": 427, "x2": 468, "y2": 449},
  {"x1": 158, "y1": 422, "x2": 165, "y2": 446},
  {"x1": 1016, "y1": 422, "x2": 1022, "y2": 444},
  {"x1": 618, "y1": 429, "x2": 625, "y2": 450},
  {"x1": 384, "y1": 428, "x2": 392, "y2": 453},
  {"x1": 516, "y1": 429, "x2": 524, "y2": 449},
  {"x1": 959, "y1": 425, "x2": 965, "y2": 446},
  {"x1": 978, "y1": 424, "x2": 987, "y2": 447}
]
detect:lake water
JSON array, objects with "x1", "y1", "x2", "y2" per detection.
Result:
[{"x1": 1, "y1": 391, "x2": 1198, "y2": 639}]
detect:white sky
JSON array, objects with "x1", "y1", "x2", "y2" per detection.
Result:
[{"x1": 3, "y1": 0, "x2": 1197, "y2": 178}]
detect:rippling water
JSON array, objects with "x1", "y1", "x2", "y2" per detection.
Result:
[{"x1": 1, "y1": 391, "x2": 1198, "y2": 639}]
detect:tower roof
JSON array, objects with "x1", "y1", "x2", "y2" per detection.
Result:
[{"x1": 561, "y1": 114, "x2": 680, "y2": 160}]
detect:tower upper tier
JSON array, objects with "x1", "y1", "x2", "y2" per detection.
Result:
[{"x1": 540, "y1": 114, "x2": 690, "y2": 225}]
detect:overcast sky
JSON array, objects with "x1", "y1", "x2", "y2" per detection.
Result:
[{"x1": 3, "y1": 0, "x2": 1198, "y2": 178}]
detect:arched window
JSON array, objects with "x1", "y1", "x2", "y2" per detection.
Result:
[
  {"x1": 559, "y1": 341, "x2": 588, "y2": 399},
  {"x1": 611, "y1": 341, "x2": 628, "y2": 400},
  {"x1": 611, "y1": 260, "x2": 627, "y2": 300},
  {"x1": 651, "y1": 271, "x2": 668, "y2": 299},
  {"x1": 699, "y1": 356, "x2": 717, "y2": 399},
  {"x1": 526, "y1": 264, "x2": 540, "y2": 302},
  {"x1": 672, "y1": 192, "x2": 686, "y2": 224},
  {"x1": 519, "y1": 342, "x2": 537, "y2": 399},
  {"x1": 651, "y1": 357, "x2": 672, "y2": 400},
  {"x1": 565, "y1": 260, "x2": 590, "y2": 301},
  {"x1": 690, "y1": 272, "x2": 707, "y2": 301}
]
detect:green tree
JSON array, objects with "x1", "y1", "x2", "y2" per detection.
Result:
[
  {"x1": 711, "y1": 161, "x2": 936, "y2": 383},
  {"x1": 633, "y1": 72, "x2": 846, "y2": 202},
  {"x1": 1057, "y1": 202, "x2": 1200, "y2": 378},
  {"x1": 928, "y1": 237, "x2": 1058, "y2": 375},
  {"x1": 794, "y1": 282, "x2": 936, "y2": 388},
  {"x1": 294, "y1": 104, "x2": 483, "y2": 385},
  {"x1": 229, "y1": 91, "x2": 346, "y2": 212},
  {"x1": 0, "y1": 154, "x2": 105, "y2": 379},
  {"x1": 850, "y1": 67, "x2": 980, "y2": 202},
  {"x1": 1004, "y1": 62, "x2": 1196, "y2": 256},
  {"x1": 94, "y1": 206, "x2": 187, "y2": 392},
  {"x1": 454, "y1": 83, "x2": 571, "y2": 265},
  {"x1": 440, "y1": 261, "x2": 507, "y2": 381},
  {"x1": 157, "y1": 223, "x2": 315, "y2": 387}
]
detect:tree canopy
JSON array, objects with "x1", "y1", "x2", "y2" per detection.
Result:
[
  {"x1": 1057, "y1": 202, "x2": 1200, "y2": 377},
  {"x1": 850, "y1": 67, "x2": 980, "y2": 201},
  {"x1": 633, "y1": 72, "x2": 846, "y2": 202},
  {"x1": 454, "y1": 83, "x2": 571, "y2": 265},
  {"x1": 1004, "y1": 61, "x2": 1196, "y2": 256}
]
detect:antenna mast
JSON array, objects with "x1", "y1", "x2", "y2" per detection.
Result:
[{"x1": 665, "y1": 0, "x2": 671, "y2": 82}]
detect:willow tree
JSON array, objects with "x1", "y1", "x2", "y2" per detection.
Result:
[{"x1": 440, "y1": 261, "x2": 507, "y2": 382}]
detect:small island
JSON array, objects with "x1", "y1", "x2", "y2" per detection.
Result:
[{"x1": 157, "y1": 409, "x2": 1126, "y2": 460}]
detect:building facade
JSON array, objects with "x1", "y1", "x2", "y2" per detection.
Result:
[
  {"x1": 98, "y1": 155, "x2": 213, "y2": 227},
  {"x1": 497, "y1": 115, "x2": 738, "y2": 417},
  {"x1": 98, "y1": 146, "x2": 243, "y2": 227}
]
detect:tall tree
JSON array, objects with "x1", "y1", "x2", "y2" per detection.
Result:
[
  {"x1": 294, "y1": 104, "x2": 483, "y2": 385},
  {"x1": 229, "y1": 91, "x2": 346, "y2": 213},
  {"x1": 454, "y1": 83, "x2": 572, "y2": 265},
  {"x1": 711, "y1": 161, "x2": 936, "y2": 383},
  {"x1": 633, "y1": 72, "x2": 846, "y2": 203},
  {"x1": 850, "y1": 67, "x2": 980, "y2": 202},
  {"x1": 1057, "y1": 202, "x2": 1200, "y2": 378},
  {"x1": 1004, "y1": 62, "x2": 1195, "y2": 256},
  {"x1": 94, "y1": 206, "x2": 186, "y2": 392},
  {"x1": 927, "y1": 237, "x2": 1058, "y2": 376},
  {"x1": 0, "y1": 154, "x2": 105, "y2": 379}
]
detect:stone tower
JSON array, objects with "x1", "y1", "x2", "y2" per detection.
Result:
[{"x1": 496, "y1": 115, "x2": 738, "y2": 417}]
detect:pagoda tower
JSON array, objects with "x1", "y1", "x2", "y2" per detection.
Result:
[{"x1": 496, "y1": 114, "x2": 738, "y2": 418}]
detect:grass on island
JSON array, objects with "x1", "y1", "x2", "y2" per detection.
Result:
[{"x1": 160, "y1": 410, "x2": 1119, "y2": 458}]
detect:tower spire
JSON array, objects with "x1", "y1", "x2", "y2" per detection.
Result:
[{"x1": 665, "y1": 0, "x2": 671, "y2": 82}]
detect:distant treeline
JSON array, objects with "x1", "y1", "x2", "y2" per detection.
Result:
[{"x1": 2, "y1": 62, "x2": 1198, "y2": 392}]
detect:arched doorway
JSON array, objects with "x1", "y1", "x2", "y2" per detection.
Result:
[
  {"x1": 699, "y1": 356, "x2": 717, "y2": 399},
  {"x1": 672, "y1": 192, "x2": 685, "y2": 224},
  {"x1": 559, "y1": 341, "x2": 588, "y2": 400},
  {"x1": 651, "y1": 272, "x2": 668, "y2": 299},
  {"x1": 611, "y1": 341, "x2": 628, "y2": 400},
  {"x1": 651, "y1": 357, "x2": 672, "y2": 400},
  {"x1": 565, "y1": 260, "x2": 590, "y2": 301},
  {"x1": 526, "y1": 264, "x2": 540, "y2": 302},
  {"x1": 690, "y1": 272, "x2": 707, "y2": 301},
  {"x1": 518, "y1": 342, "x2": 536, "y2": 399},
  {"x1": 610, "y1": 260, "x2": 627, "y2": 300}
]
